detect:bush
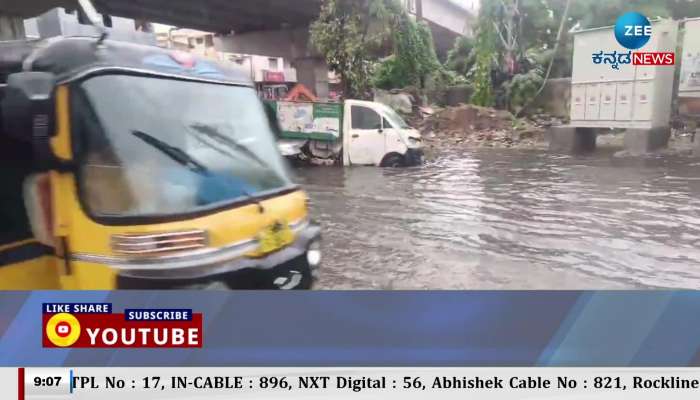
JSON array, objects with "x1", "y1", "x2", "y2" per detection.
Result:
[
  {"x1": 446, "y1": 36, "x2": 476, "y2": 76},
  {"x1": 373, "y1": 56, "x2": 403, "y2": 90},
  {"x1": 502, "y1": 68, "x2": 544, "y2": 114}
]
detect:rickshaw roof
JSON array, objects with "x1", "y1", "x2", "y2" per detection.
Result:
[{"x1": 0, "y1": 36, "x2": 253, "y2": 86}]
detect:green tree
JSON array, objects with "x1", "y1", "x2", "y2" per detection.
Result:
[
  {"x1": 448, "y1": 0, "x2": 700, "y2": 111},
  {"x1": 446, "y1": 36, "x2": 476, "y2": 76},
  {"x1": 309, "y1": 0, "x2": 401, "y2": 98},
  {"x1": 374, "y1": 13, "x2": 447, "y2": 90},
  {"x1": 470, "y1": 1, "x2": 500, "y2": 106},
  {"x1": 312, "y1": 0, "x2": 452, "y2": 95}
]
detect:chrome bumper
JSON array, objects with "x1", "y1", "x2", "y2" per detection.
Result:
[{"x1": 72, "y1": 221, "x2": 321, "y2": 280}]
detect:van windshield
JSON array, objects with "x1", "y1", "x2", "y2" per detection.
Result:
[
  {"x1": 378, "y1": 103, "x2": 410, "y2": 129},
  {"x1": 72, "y1": 74, "x2": 293, "y2": 218}
]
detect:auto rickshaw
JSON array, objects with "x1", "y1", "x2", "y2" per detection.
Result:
[{"x1": 0, "y1": 35, "x2": 321, "y2": 290}]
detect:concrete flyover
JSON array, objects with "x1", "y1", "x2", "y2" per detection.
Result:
[
  {"x1": 1, "y1": 0, "x2": 473, "y2": 95},
  {"x1": 1, "y1": 0, "x2": 326, "y2": 92},
  {"x1": 0, "y1": 0, "x2": 322, "y2": 33}
]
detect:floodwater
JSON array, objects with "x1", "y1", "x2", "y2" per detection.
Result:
[{"x1": 295, "y1": 148, "x2": 700, "y2": 289}]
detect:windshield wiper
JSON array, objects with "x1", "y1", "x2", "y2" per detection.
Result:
[
  {"x1": 187, "y1": 123, "x2": 270, "y2": 170},
  {"x1": 132, "y1": 129, "x2": 266, "y2": 214},
  {"x1": 132, "y1": 130, "x2": 209, "y2": 175}
]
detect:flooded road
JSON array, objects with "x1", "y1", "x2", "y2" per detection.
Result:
[{"x1": 296, "y1": 148, "x2": 700, "y2": 289}]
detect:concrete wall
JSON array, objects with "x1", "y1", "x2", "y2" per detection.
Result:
[
  {"x1": 411, "y1": 0, "x2": 476, "y2": 57},
  {"x1": 532, "y1": 77, "x2": 572, "y2": 118},
  {"x1": 422, "y1": 0, "x2": 472, "y2": 35}
]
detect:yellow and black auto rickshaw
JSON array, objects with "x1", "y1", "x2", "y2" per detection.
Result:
[{"x1": 0, "y1": 36, "x2": 321, "y2": 290}]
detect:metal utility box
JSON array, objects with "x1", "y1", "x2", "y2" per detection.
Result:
[
  {"x1": 679, "y1": 18, "x2": 700, "y2": 117},
  {"x1": 570, "y1": 20, "x2": 678, "y2": 129}
]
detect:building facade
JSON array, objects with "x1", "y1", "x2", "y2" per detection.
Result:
[
  {"x1": 219, "y1": 52, "x2": 299, "y2": 100},
  {"x1": 155, "y1": 28, "x2": 219, "y2": 60}
]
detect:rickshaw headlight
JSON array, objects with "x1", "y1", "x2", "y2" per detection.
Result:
[{"x1": 306, "y1": 240, "x2": 322, "y2": 268}]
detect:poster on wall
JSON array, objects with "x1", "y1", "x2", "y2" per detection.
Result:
[{"x1": 680, "y1": 19, "x2": 700, "y2": 96}]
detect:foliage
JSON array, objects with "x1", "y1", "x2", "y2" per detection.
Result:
[
  {"x1": 314, "y1": 0, "x2": 700, "y2": 107},
  {"x1": 373, "y1": 11, "x2": 449, "y2": 90},
  {"x1": 502, "y1": 46, "x2": 556, "y2": 113},
  {"x1": 444, "y1": 0, "x2": 700, "y2": 113},
  {"x1": 469, "y1": 2, "x2": 499, "y2": 107},
  {"x1": 373, "y1": 56, "x2": 403, "y2": 90},
  {"x1": 310, "y1": 0, "x2": 401, "y2": 98},
  {"x1": 312, "y1": 0, "x2": 454, "y2": 95},
  {"x1": 503, "y1": 69, "x2": 544, "y2": 114},
  {"x1": 446, "y1": 36, "x2": 476, "y2": 76}
]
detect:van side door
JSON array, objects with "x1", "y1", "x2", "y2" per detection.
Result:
[{"x1": 346, "y1": 105, "x2": 386, "y2": 166}]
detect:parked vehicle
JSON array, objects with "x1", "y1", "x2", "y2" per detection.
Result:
[
  {"x1": 0, "y1": 36, "x2": 321, "y2": 290},
  {"x1": 266, "y1": 99, "x2": 423, "y2": 167}
]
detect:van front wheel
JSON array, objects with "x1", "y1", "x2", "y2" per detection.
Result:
[{"x1": 380, "y1": 153, "x2": 405, "y2": 168}]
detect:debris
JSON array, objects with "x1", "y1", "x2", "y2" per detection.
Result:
[
  {"x1": 406, "y1": 104, "x2": 547, "y2": 151},
  {"x1": 527, "y1": 112, "x2": 566, "y2": 128}
]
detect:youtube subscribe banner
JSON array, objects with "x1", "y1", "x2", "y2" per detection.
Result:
[
  {"x1": 1, "y1": 367, "x2": 700, "y2": 399},
  {"x1": 1, "y1": 291, "x2": 700, "y2": 366}
]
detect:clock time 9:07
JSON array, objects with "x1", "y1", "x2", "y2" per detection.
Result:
[{"x1": 34, "y1": 376, "x2": 62, "y2": 386}]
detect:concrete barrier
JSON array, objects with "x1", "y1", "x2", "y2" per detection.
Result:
[{"x1": 532, "y1": 78, "x2": 571, "y2": 118}]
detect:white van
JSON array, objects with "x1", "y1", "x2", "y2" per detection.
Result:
[{"x1": 269, "y1": 99, "x2": 423, "y2": 167}]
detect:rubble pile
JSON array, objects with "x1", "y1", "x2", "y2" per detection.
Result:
[
  {"x1": 527, "y1": 112, "x2": 567, "y2": 129},
  {"x1": 408, "y1": 104, "x2": 550, "y2": 153}
]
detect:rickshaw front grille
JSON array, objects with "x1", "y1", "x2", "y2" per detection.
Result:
[{"x1": 111, "y1": 230, "x2": 208, "y2": 256}]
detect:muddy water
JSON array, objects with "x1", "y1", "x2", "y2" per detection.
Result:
[{"x1": 295, "y1": 148, "x2": 700, "y2": 289}]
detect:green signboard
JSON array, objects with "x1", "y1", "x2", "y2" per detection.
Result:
[{"x1": 267, "y1": 101, "x2": 342, "y2": 142}]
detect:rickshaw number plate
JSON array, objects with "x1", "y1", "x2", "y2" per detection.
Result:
[{"x1": 257, "y1": 221, "x2": 294, "y2": 254}]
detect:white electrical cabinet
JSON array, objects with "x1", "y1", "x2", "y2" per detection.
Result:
[{"x1": 569, "y1": 20, "x2": 678, "y2": 129}]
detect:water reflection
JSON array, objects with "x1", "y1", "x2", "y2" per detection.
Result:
[{"x1": 296, "y1": 148, "x2": 700, "y2": 289}]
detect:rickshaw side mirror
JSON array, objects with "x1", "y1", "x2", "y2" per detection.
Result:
[{"x1": 1, "y1": 72, "x2": 58, "y2": 166}]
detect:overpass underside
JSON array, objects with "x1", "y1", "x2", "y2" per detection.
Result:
[
  {"x1": 1, "y1": 0, "x2": 468, "y2": 96},
  {"x1": 0, "y1": 0, "x2": 321, "y2": 33}
]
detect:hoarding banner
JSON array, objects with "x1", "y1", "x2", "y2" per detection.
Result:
[
  {"x1": 680, "y1": 19, "x2": 700, "y2": 93},
  {"x1": 275, "y1": 101, "x2": 341, "y2": 141}
]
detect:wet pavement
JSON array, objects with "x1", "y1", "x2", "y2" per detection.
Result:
[{"x1": 295, "y1": 148, "x2": 700, "y2": 289}]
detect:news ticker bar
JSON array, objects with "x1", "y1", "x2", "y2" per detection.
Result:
[{"x1": 4, "y1": 368, "x2": 700, "y2": 399}]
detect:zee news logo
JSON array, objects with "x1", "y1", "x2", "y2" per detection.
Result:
[
  {"x1": 592, "y1": 12, "x2": 675, "y2": 69},
  {"x1": 42, "y1": 303, "x2": 203, "y2": 348}
]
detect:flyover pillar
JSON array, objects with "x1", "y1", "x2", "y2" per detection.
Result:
[
  {"x1": 215, "y1": 27, "x2": 330, "y2": 98},
  {"x1": 0, "y1": 15, "x2": 25, "y2": 40},
  {"x1": 293, "y1": 57, "x2": 329, "y2": 99}
]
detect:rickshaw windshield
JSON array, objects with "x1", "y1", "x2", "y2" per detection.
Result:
[{"x1": 72, "y1": 74, "x2": 293, "y2": 219}]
